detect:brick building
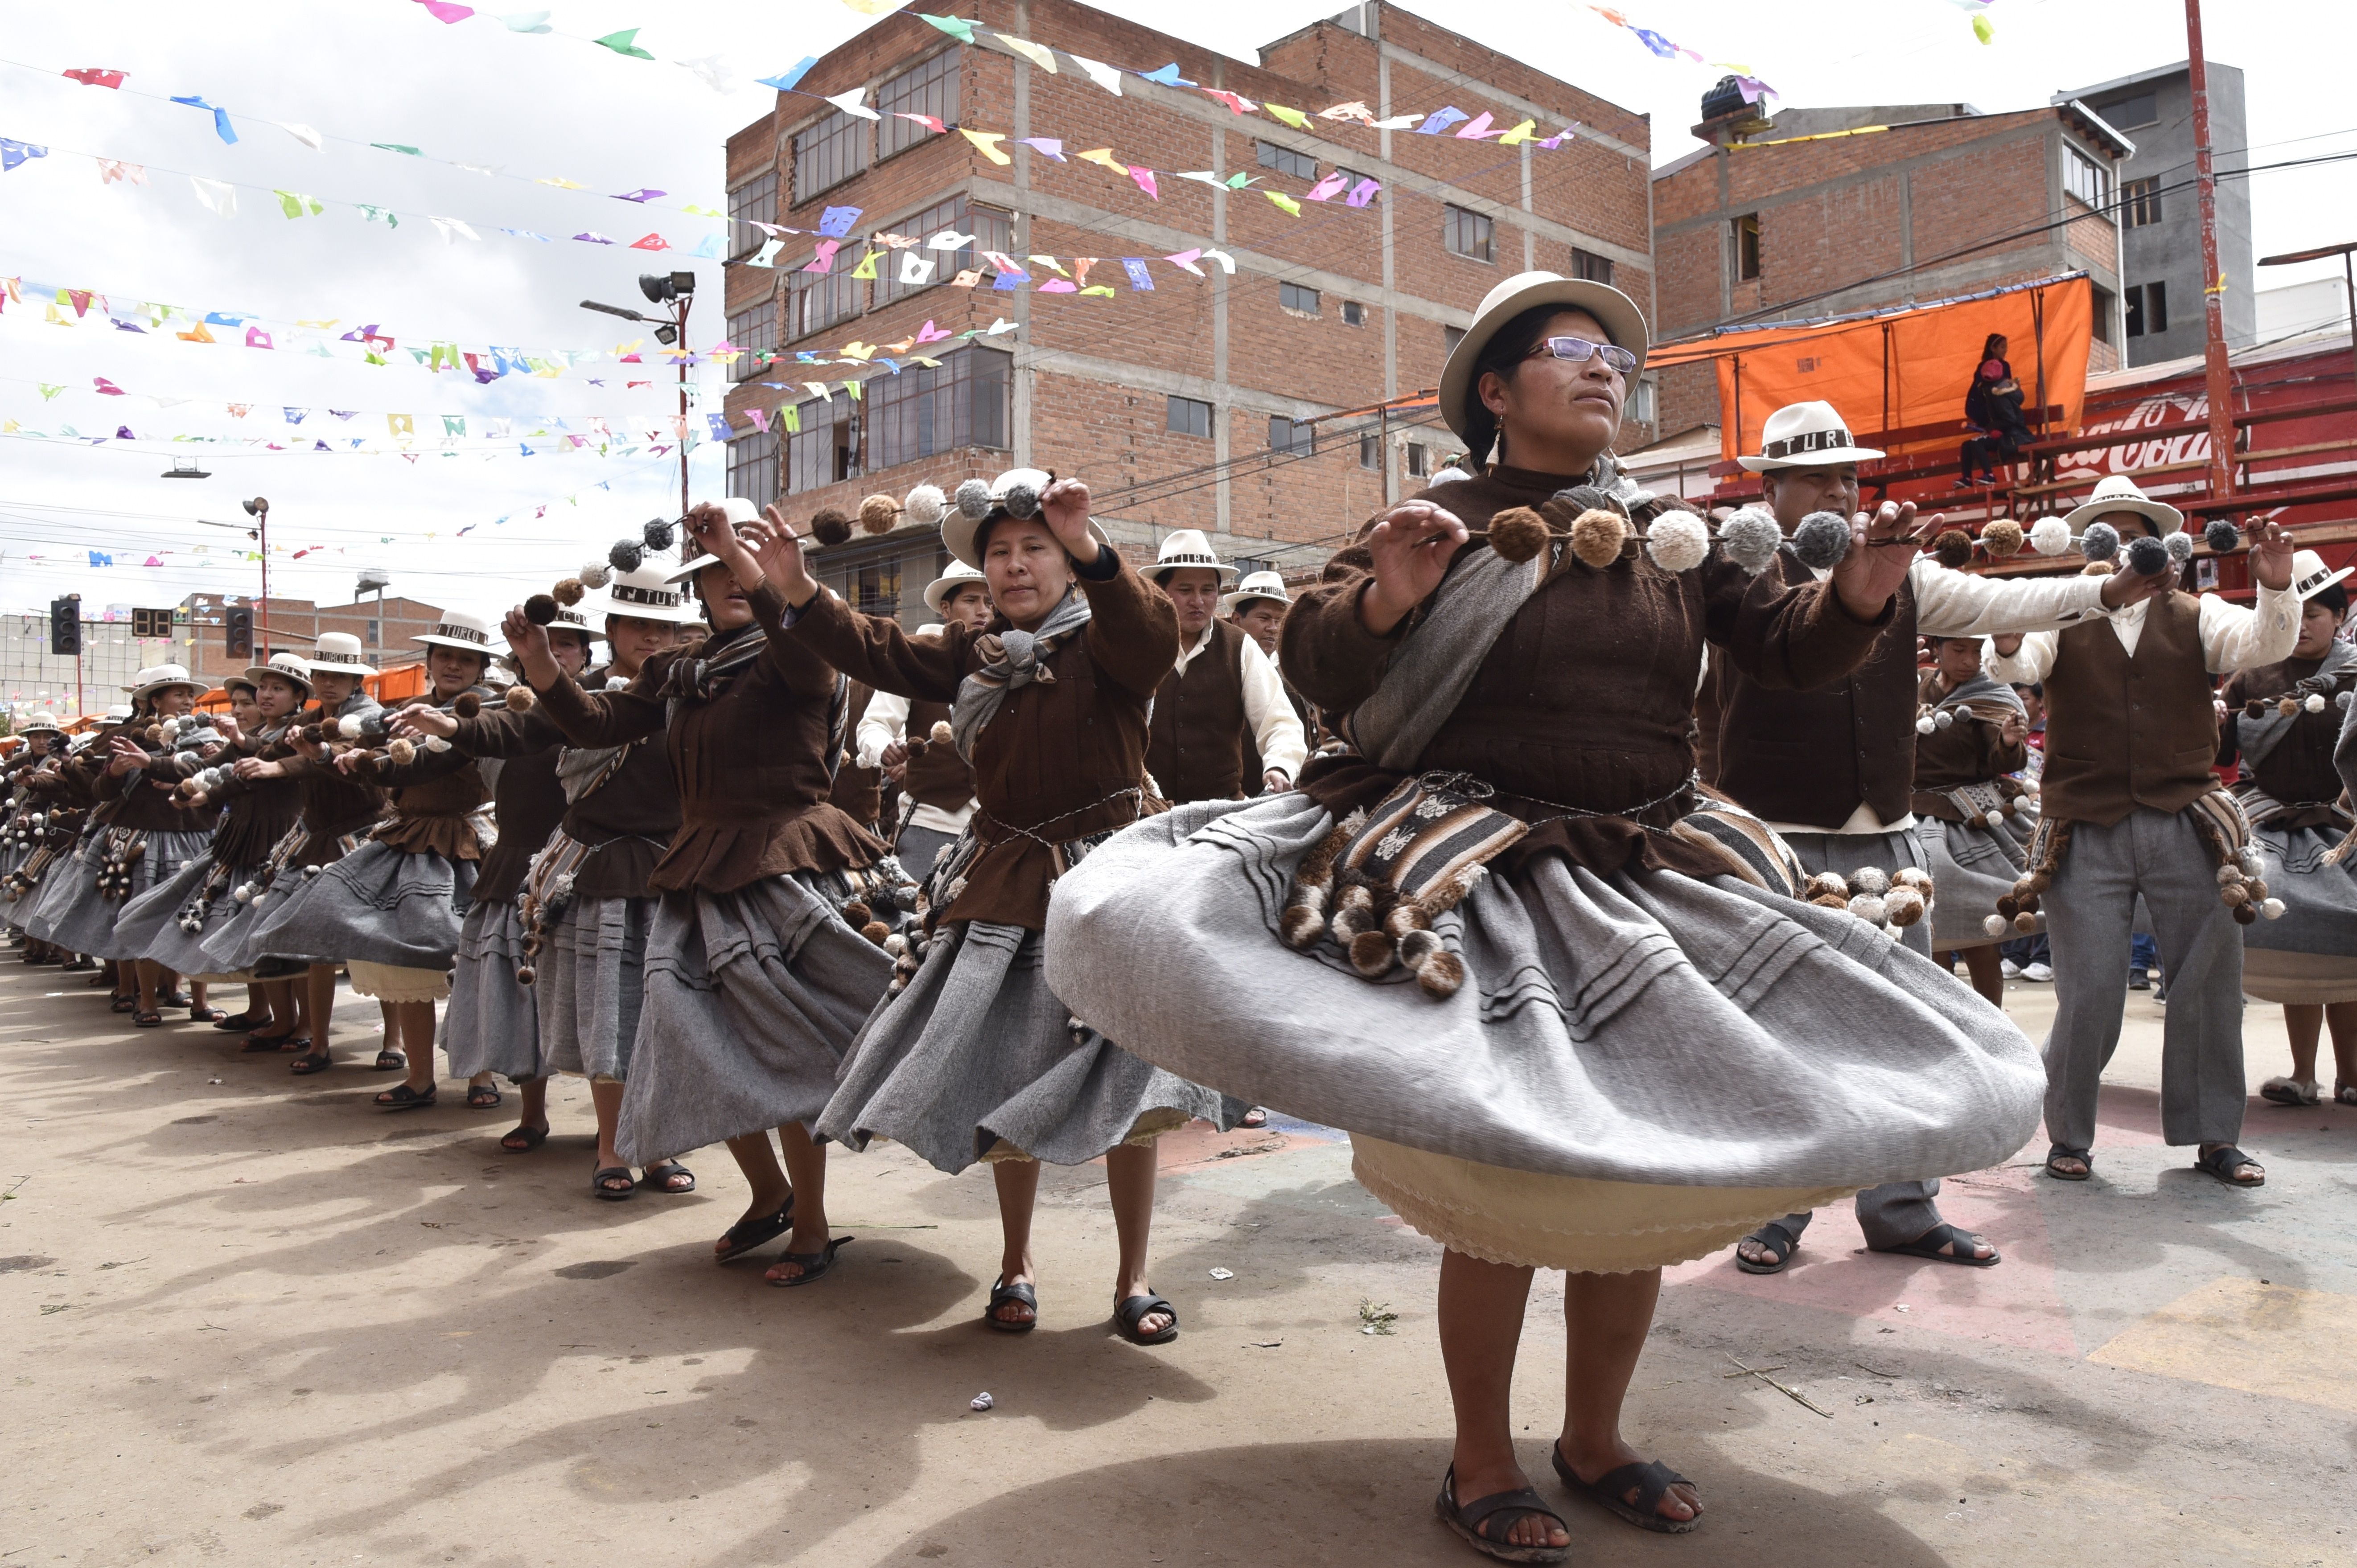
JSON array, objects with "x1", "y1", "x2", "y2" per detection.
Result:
[
  {"x1": 719, "y1": 0, "x2": 1659, "y2": 623},
  {"x1": 1649, "y1": 89, "x2": 2133, "y2": 441}
]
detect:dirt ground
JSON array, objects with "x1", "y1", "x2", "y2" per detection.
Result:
[{"x1": 3, "y1": 956, "x2": 2353, "y2": 1567}]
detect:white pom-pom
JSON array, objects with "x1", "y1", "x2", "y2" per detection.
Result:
[
  {"x1": 2262, "y1": 897, "x2": 2285, "y2": 919},
  {"x1": 1916, "y1": 715, "x2": 1936, "y2": 735},
  {"x1": 1849, "y1": 866, "x2": 1891, "y2": 896},
  {"x1": 902, "y1": 483, "x2": 947, "y2": 528},
  {"x1": 1983, "y1": 913, "x2": 2009, "y2": 938},
  {"x1": 2304, "y1": 693, "x2": 2326, "y2": 713},
  {"x1": 251, "y1": 893, "x2": 268, "y2": 908},
  {"x1": 2238, "y1": 848, "x2": 2265, "y2": 878},
  {"x1": 1933, "y1": 710, "x2": 1954, "y2": 730},
  {"x1": 953, "y1": 478, "x2": 994, "y2": 521},
  {"x1": 579, "y1": 561, "x2": 613, "y2": 589},
  {"x1": 1717, "y1": 505, "x2": 1785, "y2": 576},
  {"x1": 232, "y1": 883, "x2": 253, "y2": 903},
  {"x1": 1848, "y1": 894, "x2": 1888, "y2": 925},
  {"x1": 2028, "y1": 517, "x2": 2073, "y2": 557},
  {"x1": 337, "y1": 715, "x2": 363, "y2": 739},
  {"x1": 1985, "y1": 810, "x2": 2007, "y2": 829},
  {"x1": 1643, "y1": 511, "x2": 1711, "y2": 574}
]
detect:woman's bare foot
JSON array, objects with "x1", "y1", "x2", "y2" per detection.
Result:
[
  {"x1": 1556, "y1": 1435, "x2": 1701, "y2": 1526},
  {"x1": 1116, "y1": 1280, "x2": 1172, "y2": 1339}
]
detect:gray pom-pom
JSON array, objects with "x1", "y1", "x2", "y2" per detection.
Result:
[
  {"x1": 2205, "y1": 518, "x2": 2241, "y2": 554},
  {"x1": 608, "y1": 540, "x2": 645, "y2": 574},
  {"x1": 642, "y1": 518, "x2": 676, "y2": 552},
  {"x1": 1644, "y1": 511, "x2": 1711, "y2": 574},
  {"x1": 1718, "y1": 506, "x2": 1784, "y2": 575},
  {"x1": 1000, "y1": 480, "x2": 1041, "y2": 519},
  {"x1": 2164, "y1": 530, "x2": 2194, "y2": 563},
  {"x1": 2078, "y1": 521, "x2": 2120, "y2": 562},
  {"x1": 903, "y1": 483, "x2": 947, "y2": 528},
  {"x1": 2338, "y1": 690, "x2": 2354, "y2": 711},
  {"x1": 2125, "y1": 534, "x2": 2170, "y2": 577},
  {"x1": 1790, "y1": 510, "x2": 1851, "y2": 571},
  {"x1": 953, "y1": 479, "x2": 993, "y2": 521}
]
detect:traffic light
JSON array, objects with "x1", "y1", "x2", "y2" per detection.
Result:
[
  {"x1": 225, "y1": 606, "x2": 254, "y2": 659},
  {"x1": 49, "y1": 595, "x2": 80, "y2": 656}
]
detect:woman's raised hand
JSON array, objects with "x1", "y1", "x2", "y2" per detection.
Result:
[
  {"x1": 749, "y1": 508, "x2": 816, "y2": 602},
  {"x1": 1360, "y1": 501, "x2": 1468, "y2": 636},
  {"x1": 1040, "y1": 478, "x2": 1100, "y2": 565}
]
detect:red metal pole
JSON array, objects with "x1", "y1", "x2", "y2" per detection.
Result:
[
  {"x1": 2185, "y1": 0, "x2": 2237, "y2": 500},
  {"x1": 677, "y1": 295, "x2": 692, "y2": 517}
]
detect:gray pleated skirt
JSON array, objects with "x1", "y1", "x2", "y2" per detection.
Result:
[
  {"x1": 2240, "y1": 819, "x2": 2357, "y2": 1003},
  {"x1": 235, "y1": 840, "x2": 476, "y2": 971},
  {"x1": 31, "y1": 829, "x2": 214, "y2": 960},
  {"x1": 16, "y1": 829, "x2": 95, "y2": 942},
  {"x1": 1913, "y1": 804, "x2": 2040, "y2": 951},
  {"x1": 612, "y1": 871, "x2": 894, "y2": 1167},
  {"x1": 1044, "y1": 794, "x2": 2045, "y2": 1270},
  {"x1": 1779, "y1": 825, "x2": 1937, "y2": 957},
  {"x1": 819, "y1": 918, "x2": 1238, "y2": 1174},
  {"x1": 539, "y1": 894, "x2": 653, "y2": 1081},
  {"x1": 118, "y1": 852, "x2": 257, "y2": 980},
  {"x1": 444, "y1": 899, "x2": 541, "y2": 1082}
]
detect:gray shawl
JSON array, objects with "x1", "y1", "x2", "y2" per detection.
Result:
[
  {"x1": 948, "y1": 584, "x2": 1094, "y2": 764},
  {"x1": 2240, "y1": 638, "x2": 2357, "y2": 770}
]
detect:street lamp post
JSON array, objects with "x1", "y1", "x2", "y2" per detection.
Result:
[
  {"x1": 582, "y1": 270, "x2": 698, "y2": 517},
  {"x1": 242, "y1": 497, "x2": 270, "y2": 653}
]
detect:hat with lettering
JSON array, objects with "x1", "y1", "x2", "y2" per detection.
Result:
[{"x1": 1738, "y1": 400, "x2": 1887, "y2": 472}]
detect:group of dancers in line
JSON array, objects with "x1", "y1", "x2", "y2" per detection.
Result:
[{"x1": 5, "y1": 264, "x2": 2355, "y2": 1561}]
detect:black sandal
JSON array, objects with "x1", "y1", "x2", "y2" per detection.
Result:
[
  {"x1": 465, "y1": 1084, "x2": 502, "y2": 1110},
  {"x1": 499, "y1": 1123, "x2": 549, "y2": 1153},
  {"x1": 986, "y1": 1277, "x2": 1039, "y2": 1333},
  {"x1": 211, "y1": 1011, "x2": 259, "y2": 1032},
  {"x1": 241, "y1": 1031, "x2": 295, "y2": 1054},
  {"x1": 1112, "y1": 1291, "x2": 1179, "y2": 1345},
  {"x1": 1551, "y1": 1445, "x2": 1702, "y2": 1534},
  {"x1": 1732, "y1": 1220, "x2": 1797, "y2": 1275},
  {"x1": 111, "y1": 995, "x2": 138, "y2": 1013},
  {"x1": 288, "y1": 1050, "x2": 332, "y2": 1075},
  {"x1": 372, "y1": 1050, "x2": 406, "y2": 1072},
  {"x1": 374, "y1": 1082, "x2": 436, "y2": 1111},
  {"x1": 1434, "y1": 1466, "x2": 1570, "y2": 1564},
  {"x1": 1871, "y1": 1222, "x2": 1999, "y2": 1268},
  {"x1": 2195, "y1": 1144, "x2": 2265, "y2": 1187},
  {"x1": 157, "y1": 991, "x2": 191, "y2": 1009},
  {"x1": 189, "y1": 1006, "x2": 226, "y2": 1024},
  {"x1": 133, "y1": 1009, "x2": 164, "y2": 1028},
  {"x1": 2044, "y1": 1150, "x2": 2093, "y2": 1182},
  {"x1": 592, "y1": 1165, "x2": 637, "y2": 1201},
  {"x1": 639, "y1": 1161, "x2": 695, "y2": 1194},
  {"x1": 714, "y1": 1197, "x2": 795, "y2": 1264},
  {"x1": 767, "y1": 1237, "x2": 851, "y2": 1287}
]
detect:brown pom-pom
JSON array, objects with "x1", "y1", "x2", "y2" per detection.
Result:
[
  {"x1": 524, "y1": 594, "x2": 560, "y2": 626},
  {"x1": 1810, "y1": 892, "x2": 1849, "y2": 909},
  {"x1": 1330, "y1": 882, "x2": 1377, "y2": 940},
  {"x1": 145, "y1": 723, "x2": 165, "y2": 744},
  {"x1": 2014, "y1": 911, "x2": 2040, "y2": 933},
  {"x1": 860, "y1": 920, "x2": 892, "y2": 946},
  {"x1": 1486, "y1": 506, "x2": 1551, "y2": 563},
  {"x1": 929, "y1": 720, "x2": 954, "y2": 745},
  {"x1": 1891, "y1": 866, "x2": 1933, "y2": 893},
  {"x1": 1382, "y1": 902, "x2": 1432, "y2": 940},
  {"x1": 1996, "y1": 895, "x2": 2020, "y2": 920},
  {"x1": 2220, "y1": 882, "x2": 2248, "y2": 906},
  {"x1": 2277, "y1": 697, "x2": 2300, "y2": 718},
  {"x1": 1883, "y1": 887, "x2": 1925, "y2": 927},
  {"x1": 2247, "y1": 879, "x2": 2269, "y2": 903},
  {"x1": 1804, "y1": 872, "x2": 1849, "y2": 901},
  {"x1": 1279, "y1": 890, "x2": 1329, "y2": 950},
  {"x1": 842, "y1": 899, "x2": 872, "y2": 927},
  {"x1": 2233, "y1": 903, "x2": 2258, "y2": 925},
  {"x1": 1981, "y1": 519, "x2": 2024, "y2": 558},
  {"x1": 1934, "y1": 528, "x2": 1975, "y2": 570},
  {"x1": 1413, "y1": 947, "x2": 1465, "y2": 999},
  {"x1": 452, "y1": 692, "x2": 482, "y2": 719},
  {"x1": 2244, "y1": 699, "x2": 2267, "y2": 719},
  {"x1": 2081, "y1": 559, "x2": 2117, "y2": 576},
  {"x1": 858, "y1": 494, "x2": 900, "y2": 534},
  {"x1": 554, "y1": 578, "x2": 586, "y2": 606},
  {"x1": 809, "y1": 507, "x2": 853, "y2": 546},
  {"x1": 1568, "y1": 508, "x2": 1628, "y2": 569},
  {"x1": 503, "y1": 685, "x2": 535, "y2": 712},
  {"x1": 1348, "y1": 928, "x2": 1397, "y2": 977},
  {"x1": 387, "y1": 738, "x2": 416, "y2": 765}
]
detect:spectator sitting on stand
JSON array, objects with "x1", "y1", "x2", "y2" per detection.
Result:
[{"x1": 1958, "y1": 334, "x2": 2032, "y2": 489}]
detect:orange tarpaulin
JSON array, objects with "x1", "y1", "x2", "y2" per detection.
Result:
[{"x1": 1648, "y1": 275, "x2": 2095, "y2": 466}]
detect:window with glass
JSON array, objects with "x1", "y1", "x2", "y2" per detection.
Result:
[
  {"x1": 1341, "y1": 300, "x2": 1366, "y2": 327},
  {"x1": 1444, "y1": 204, "x2": 1494, "y2": 263},
  {"x1": 728, "y1": 427, "x2": 780, "y2": 507},
  {"x1": 1570, "y1": 247, "x2": 1615, "y2": 285},
  {"x1": 2122, "y1": 178, "x2": 2162, "y2": 228},
  {"x1": 1279, "y1": 281, "x2": 1320, "y2": 315},
  {"x1": 1442, "y1": 324, "x2": 1466, "y2": 356},
  {"x1": 877, "y1": 49, "x2": 959, "y2": 161},
  {"x1": 727, "y1": 300, "x2": 777, "y2": 382},
  {"x1": 866, "y1": 346, "x2": 1013, "y2": 469},
  {"x1": 1256, "y1": 140, "x2": 1317, "y2": 181},
  {"x1": 1625, "y1": 379, "x2": 1656, "y2": 425},
  {"x1": 793, "y1": 109, "x2": 868, "y2": 205},
  {"x1": 1269, "y1": 415, "x2": 1313, "y2": 456},
  {"x1": 787, "y1": 394, "x2": 860, "y2": 493},
  {"x1": 2064, "y1": 144, "x2": 2111, "y2": 210},
  {"x1": 1734, "y1": 213, "x2": 1761, "y2": 280},
  {"x1": 728, "y1": 171, "x2": 776, "y2": 259},
  {"x1": 2101, "y1": 91, "x2": 2158, "y2": 129},
  {"x1": 1167, "y1": 396, "x2": 1212, "y2": 439},
  {"x1": 790, "y1": 263, "x2": 864, "y2": 340},
  {"x1": 1358, "y1": 434, "x2": 1379, "y2": 470},
  {"x1": 1406, "y1": 441, "x2": 1429, "y2": 478},
  {"x1": 852, "y1": 560, "x2": 902, "y2": 617},
  {"x1": 874, "y1": 197, "x2": 1012, "y2": 308}
]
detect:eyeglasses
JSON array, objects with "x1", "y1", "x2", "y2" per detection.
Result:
[{"x1": 1523, "y1": 335, "x2": 1638, "y2": 374}]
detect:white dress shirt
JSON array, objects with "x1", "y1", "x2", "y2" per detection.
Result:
[
  {"x1": 1174, "y1": 620, "x2": 1308, "y2": 783},
  {"x1": 1985, "y1": 583, "x2": 2302, "y2": 684},
  {"x1": 853, "y1": 623, "x2": 975, "y2": 836}
]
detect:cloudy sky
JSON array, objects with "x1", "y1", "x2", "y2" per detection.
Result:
[{"x1": 3, "y1": 0, "x2": 2348, "y2": 623}]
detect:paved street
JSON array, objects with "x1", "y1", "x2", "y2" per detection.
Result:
[{"x1": 3, "y1": 960, "x2": 2352, "y2": 1566}]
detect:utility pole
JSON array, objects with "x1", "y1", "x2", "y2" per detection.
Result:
[
  {"x1": 674, "y1": 289, "x2": 692, "y2": 517},
  {"x1": 2185, "y1": 0, "x2": 2237, "y2": 501}
]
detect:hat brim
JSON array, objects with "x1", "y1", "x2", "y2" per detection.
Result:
[
  {"x1": 410, "y1": 634, "x2": 499, "y2": 656},
  {"x1": 1220, "y1": 588, "x2": 1289, "y2": 615},
  {"x1": 941, "y1": 512, "x2": 1115, "y2": 571},
  {"x1": 1438, "y1": 277, "x2": 1651, "y2": 447},
  {"x1": 131, "y1": 679, "x2": 201, "y2": 701},
  {"x1": 1147, "y1": 560, "x2": 1239, "y2": 587},
  {"x1": 922, "y1": 575, "x2": 992, "y2": 616},
  {"x1": 2295, "y1": 564, "x2": 2355, "y2": 601},
  {"x1": 2061, "y1": 494, "x2": 2184, "y2": 536},
  {"x1": 303, "y1": 659, "x2": 375, "y2": 675},
  {"x1": 242, "y1": 664, "x2": 313, "y2": 690},
  {"x1": 1738, "y1": 442, "x2": 1888, "y2": 472},
  {"x1": 580, "y1": 591, "x2": 707, "y2": 624}
]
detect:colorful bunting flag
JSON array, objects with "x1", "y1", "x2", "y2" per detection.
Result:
[
  {"x1": 593, "y1": 29, "x2": 656, "y2": 60},
  {"x1": 64, "y1": 67, "x2": 126, "y2": 89}
]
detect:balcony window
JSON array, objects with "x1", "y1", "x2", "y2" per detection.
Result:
[
  {"x1": 877, "y1": 49, "x2": 959, "y2": 161},
  {"x1": 866, "y1": 346, "x2": 1012, "y2": 469},
  {"x1": 793, "y1": 108, "x2": 868, "y2": 204}
]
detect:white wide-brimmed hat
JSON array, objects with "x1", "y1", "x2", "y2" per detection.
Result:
[
  {"x1": 411, "y1": 609, "x2": 499, "y2": 655},
  {"x1": 1221, "y1": 569, "x2": 1291, "y2": 616},
  {"x1": 1145, "y1": 529, "x2": 1238, "y2": 587},
  {"x1": 242, "y1": 651, "x2": 313, "y2": 692},
  {"x1": 306, "y1": 632, "x2": 376, "y2": 675},
  {"x1": 1438, "y1": 270, "x2": 1650, "y2": 452},
  {"x1": 18, "y1": 711, "x2": 65, "y2": 736},
  {"x1": 126, "y1": 664, "x2": 200, "y2": 702},
  {"x1": 2063, "y1": 473, "x2": 2184, "y2": 537},
  {"x1": 941, "y1": 468, "x2": 1115, "y2": 569},
  {"x1": 922, "y1": 558, "x2": 992, "y2": 616},
  {"x1": 664, "y1": 497, "x2": 762, "y2": 583},
  {"x1": 103, "y1": 703, "x2": 133, "y2": 722},
  {"x1": 589, "y1": 561, "x2": 708, "y2": 624},
  {"x1": 2290, "y1": 548, "x2": 2353, "y2": 602},
  {"x1": 546, "y1": 601, "x2": 597, "y2": 640},
  {"x1": 1738, "y1": 400, "x2": 1887, "y2": 472}
]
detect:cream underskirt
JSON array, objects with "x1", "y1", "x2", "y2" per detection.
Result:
[
  {"x1": 2241, "y1": 948, "x2": 2357, "y2": 1006},
  {"x1": 347, "y1": 959, "x2": 452, "y2": 1003}
]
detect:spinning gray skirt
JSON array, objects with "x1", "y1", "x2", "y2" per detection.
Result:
[
  {"x1": 19, "y1": 828, "x2": 100, "y2": 944},
  {"x1": 1044, "y1": 795, "x2": 2044, "y2": 1272},
  {"x1": 444, "y1": 899, "x2": 541, "y2": 1082},
  {"x1": 31, "y1": 829, "x2": 214, "y2": 961},
  {"x1": 2240, "y1": 818, "x2": 2357, "y2": 1004},
  {"x1": 1913, "y1": 802, "x2": 2040, "y2": 951},
  {"x1": 234, "y1": 840, "x2": 476, "y2": 971},
  {"x1": 818, "y1": 918, "x2": 1238, "y2": 1174},
  {"x1": 538, "y1": 894, "x2": 654, "y2": 1082},
  {"x1": 118, "y1": 852, "x2": 258, "y2": 980},
  {"x1": 612, "y1": 871, "x2": 894, "y2": 1167}
]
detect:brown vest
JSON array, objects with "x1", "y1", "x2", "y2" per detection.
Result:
[
  {"x1": 2040, "y1": 591, "x2": 2220, "y2": 826},
  {"x1": 827, "y1": 681, "x2": 886, "y2": 827},
  {"x1": 1147, "y1": 617, "x2": 1250, "y2": 804},
  {"x1": 1707, "y1": 558, "x2": 1919, "y2": 829},
  {"x1": 900, "y1": 696, "x2": 975, "y2": 810}
]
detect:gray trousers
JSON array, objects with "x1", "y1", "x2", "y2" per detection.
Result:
[
  {"x1": 2040, "y1": 807, "x2": 2246, "y2": 1156},
  {"x1": 1768, "y1": 825, "x2": 1945, "y2": 1248}
]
